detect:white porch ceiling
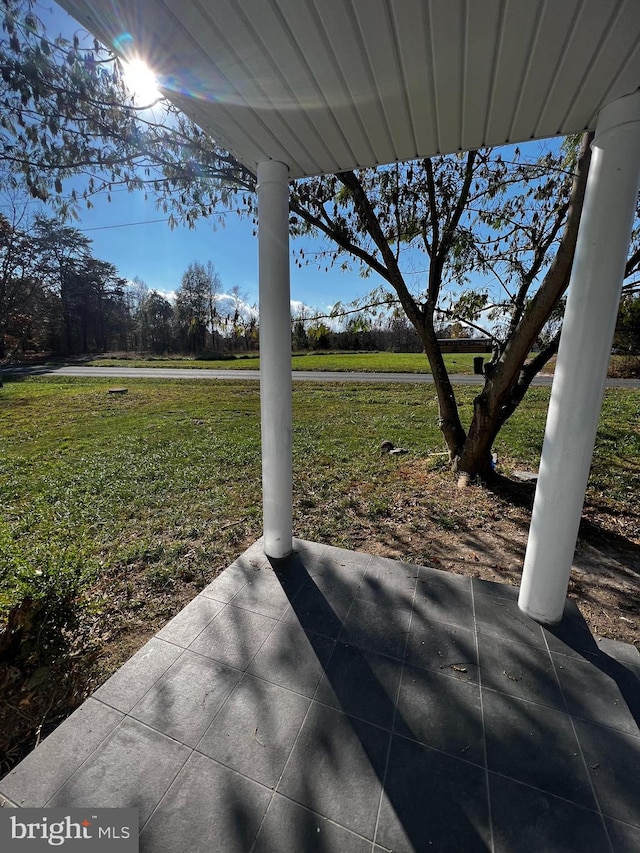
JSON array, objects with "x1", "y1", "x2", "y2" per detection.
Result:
[{"x1": 58, "y1": 0, "x2": 640, "y2": 178}]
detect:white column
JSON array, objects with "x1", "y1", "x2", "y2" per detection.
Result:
[
  {"x1": 519, "y1": 90, "x2": 640, "y2": 624},
  {"x1": 257, "y1": 160, "x2": 293, "y2": 559}
]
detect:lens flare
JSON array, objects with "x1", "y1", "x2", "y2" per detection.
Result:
[{"x1": 121, "y1": 58, "x2": 161, "y2": 105}]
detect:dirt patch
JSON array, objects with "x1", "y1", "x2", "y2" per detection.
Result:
[{"x1": 352, "y1": 459, "x2": 640, "y2": 648}]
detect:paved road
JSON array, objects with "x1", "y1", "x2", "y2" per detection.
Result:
[{"x1": 3, "y1": 364, "x2": 640, "y2": 388}]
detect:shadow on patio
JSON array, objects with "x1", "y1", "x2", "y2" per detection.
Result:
[{"x1": 1, "y1": 539, "x2": 639, "y2": 852}]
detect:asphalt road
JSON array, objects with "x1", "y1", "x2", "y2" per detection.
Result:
[{"x1": 3, "y1": 364, "x2": 640, "y2": 388}]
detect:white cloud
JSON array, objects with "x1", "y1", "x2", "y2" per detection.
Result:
[
  {"x1": 290, "y1": 299, "x2": 317, "y2": 318},
  {"x1": 214, "y1": 293, "x2": 258, "y2": 320}
]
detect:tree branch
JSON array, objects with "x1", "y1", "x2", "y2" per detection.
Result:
[{"x1": 289, "y1": 195, "x2": 391, "y2": 283}]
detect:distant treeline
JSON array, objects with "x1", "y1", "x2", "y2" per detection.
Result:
[{"x1": 1, "y1": 213, "x2": 494, "y2": 360}]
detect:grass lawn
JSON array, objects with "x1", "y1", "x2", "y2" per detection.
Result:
[
  {"x1": 0, "y1": 375, "x2": 638, "y2": 770},
  {"x1": 80, "y1": 350, "x2": 640, "y2": 377},
  {"x1": 1, "y1": 376, "x2": 637, "y2": 617},
  {"x1": 87, "y1": 350, "x2": 486, "y2": 374}
]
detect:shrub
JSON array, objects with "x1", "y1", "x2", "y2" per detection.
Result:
[{"x1": 0, "y1": 524, "x2": 96, "y2": 667}]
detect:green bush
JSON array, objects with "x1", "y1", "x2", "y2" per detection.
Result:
[{"x1": 0, "y1": 523, "x2": 96, "y2": 666}]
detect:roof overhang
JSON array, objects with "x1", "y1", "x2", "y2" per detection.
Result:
[{"x1": 57, "y1": 0, "x2": 640, "y2": 178}]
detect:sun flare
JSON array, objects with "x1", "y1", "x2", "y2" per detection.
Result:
[{"x1": 121, "y1": 58, "x2": 161, "y2": 105}]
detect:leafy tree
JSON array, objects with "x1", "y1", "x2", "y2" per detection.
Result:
[
  {"x1": 135, "y1": 289, "x2": 174, "y2": 354},
  {"x1": 614, "y1": 295, "x2": 640, "y2": 354},
  {"x1": 307, "y1": 322, "x2": 331, "y2": 350},
  {"x1": 175, "y1": 261, "x2": 223, "y2": 353},
  {"x1": 339, "y1": 316, "x2": 371, "y2": 350},
  {"x1": 204, "y1": 261, "x2": 224, "y2": 349},
  {"x1": 292, "y1": 318, "x2": 308, "y2": 351},
  {"x1": 288, "y1": 140, "x2": 624, "y2": 479},
  {"x1": 67, "y1": 257, "x2": 128, "y2": 352},
  {"x1": 383, "y1": 313, "x2": 422, "y2": 353},
  {"x1": 1, "y1": 214, "x2": 129, "y2": 356},
  {"x1": 0, "y1": 203, "x2": 38, "y2": 358},
  {"x1": 175, "y1": 263, "x2": 208, "y2": 353},
  {"x1": 31, "y1": 215, "x2": 92, "y2": 353}
]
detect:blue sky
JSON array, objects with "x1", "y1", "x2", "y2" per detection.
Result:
[
  {"x1": 30, "y1": 3, "x2": 386, "y2": 316},
  {"x1": 69, "y1": 182, "x2": 368, "y2": 313}
]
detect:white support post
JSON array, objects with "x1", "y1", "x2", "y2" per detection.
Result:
[
  {"x1": 257, "y1": 160, "x2": 293, "y2": 560},
  {"x1": 519, "y1": 90, "x2": 640, "y2": 624}
]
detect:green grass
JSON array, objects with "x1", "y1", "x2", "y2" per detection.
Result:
[
  {"x1": 1, "y1": 376, "x2": 638, "y2": 661},
  {"x1": 88, "y1": 351, "x2": 486, "y2": 374}
]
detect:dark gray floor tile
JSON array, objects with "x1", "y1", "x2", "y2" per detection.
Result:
[
  {"x1": 314, "y1": 643, "x2": 402, "y2": 730},
  {"x1": 597, "y1": 638, "x2": 640, "y2": 667},
  {"x1": 0, "y1": 699, "x2": 123, "y2": 807},
  {"x1": 419, "y1": 564, "x2": 472, "y2": 591},
  {"x1": 471, "y1": 577, "x2": 519, "y2": 601},
  {"x1": 606, "y1": 817, "x2": 640, "y2": 852},
  {"x1": 303, "y1": 556, "x2": 367, "y2": 603},
  {"x1": 277, "y1": 549, "x2": 318, "y2": 570},
  {"x1": 197, "y1": 675, "x2": 310, "y2": 787},
  {"x1": 237, "y1": 538, "x2": 269, "y2": 564},
  {"x1": 310, "y1": 550, "x2": 369, "y2": 575},
  {"x1": 292, "y1": 538, "x2": 327, "y2": 560},
  {"x1": 374, "y1": 555, "x2": 421, "y2": 574},
  {"x1": 267, "y1": 556, "x2": 312, "y2": 598},
  {"x1": 188, "y1": 604, "x2": 277, "y2": 669},
  {"x1": 253, "y1": 793, "x2": 372, "y2": 853},
  {"x1": 357, "y1": 560, "x2": 417, "y2": 608},
  {"x1": 248, "y1": 621, "x2": 335, "y2": 697},
  {"x1": 478, "y1": 632, "x2": 565, "y2": 711},
  {"x1": 130, "y1": 650, "x2": 241, "y2": 746},
  {"x1": 47, "y1": 718, "x2": 190, "y2": 824},
  {"x1": 230, "y1": 570, "x2": 298, "y2": 619},
  {"x1": 340, "y1": 598, "x2": 411, "y2": 660},
  {"x1": 395, "y1": 663, "x2": 484, "y2": 764},
  {"x1": 278, "y1": 702, "x2": 389, "y2": 839},
  {"x1": 405, "y1": 618, "x2": 478, "y2": 682},
  {"x1": 618, "y1": 663, "x2": 640, "y2": 726},
  {"x1": 200, "y1": 559, "x2": 261, "y2": 603},
  {"x1": 474, "y1": 594, "x2": 546, "y2": 648},
  {"x1": 282, "y1": 585, "x2": 352, "y2": 639},
  {"x1": 355, "y1": 582, "x2": 415, "y2": 611},
  {"x1": 543, "y1": 598, "x2": 600, "y2": 658},
  {"x1": 375, "y1": 736, "x2": 491, "y2": 852},
  {"x1": 573, "y1": 653, "x2": 640, "y2": 731},
  {"x1": 573, "y1": 718, "x2": 640, "y2": 826},
  {"x1": 304, "y1": 570, "x2": 361, "y2": 604},
  {"x1": 554, "y1": 654, "x2": 640, "y2": 735},
  {"x1": 155, "y1": 595, "x2": 224, "y2": 647},
  {"x1": 412, "y1": 579, "x2": 474, "y2": 630},
  {"x1": 317, "y1": 544, "x2": 371, "y2": 571},
  {"x1": 482, "y1": 690, "x2": 596, "y2": 809},
  {"x1": 140, "y1": 751, "x2": 271, "y2": 852},
  {"x1": 490, "y1": 773, "x2": 610, "y2": 853},
  {"x1": 93, "y1": 637, "x2": 183, "y2": 713}
]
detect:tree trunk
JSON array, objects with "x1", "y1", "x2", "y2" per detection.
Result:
[
  {"x1": 454, "y1": 382, "x2": 503, "y2": 479},
  {"x1": 416, "y1": 318, "x2": 467, "y2": 460},
  {"x1": 454, "y1": 133, "x2": 593, "y2": 482}
]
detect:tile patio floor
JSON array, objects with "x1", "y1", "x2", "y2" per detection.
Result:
[{"x1": 1, "y1": 538, "x2": 639, "y2": 852}]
